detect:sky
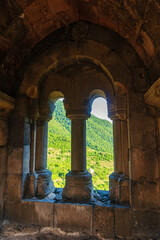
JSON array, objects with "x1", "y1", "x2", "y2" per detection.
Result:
[{"x1": 91, "y1": 97, "x2": 112, "y2": 123}]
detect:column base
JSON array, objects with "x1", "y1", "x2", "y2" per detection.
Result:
[
  {"x1": 25, "y1": 172, "x2": 37, "y2": 198},
  {"x1": 118, "y1": 176, "x2": 130, "y2": 203},
  {"x1": 109, "y1": 173, "x2": 130, "y2": 203},
  {"x1": 62, "y1": 171, "x2": 93, "y2": 202},
  {"x1": 109, "y1": 172, "x2": 122, "y2": 202},
  {"x1": 25, "y1": 170, "x2": 54, "y2": 199},
  {"x1": 35, "y1": 170, "x2": 54, "y2": 198}
]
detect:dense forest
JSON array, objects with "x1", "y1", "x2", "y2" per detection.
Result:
[{"x1": 48, "y1": 100, "x2": 114, "y2": 190}]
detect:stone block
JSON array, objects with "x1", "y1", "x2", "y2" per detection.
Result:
[
  {"x1": 128, "y1": 92, "x2": 147, "y2": 116},
  {"x1": 131, "y1": 148, "x2": 158, "y2": 180},
  {"x1": 75, "y1": 39, "x2": 110, "y2": 63},
  {"x1": 33, "y1": 14, "x2": 54, "y2": 40},
  {"x1": 6, "y1": 175, "x2": 22, "y2": 200},
  {"x1": 0, "y1": 147, "x2": 7, "y2": 174},
  {"x1": 132, "y1": 67, "x2": 149, "y2": 91},
  {"x1": 132, "y1": 209, "x2": 160, "y2": 238},
  {"x1": 87, "y1": 23, "x2": 142, "y2": 68},
  {"x1": 0, "y1": 119, "x2": 8, "y2": 146},
  {"x1": 129, "y1": 116, "x2": 156, "y2": 150},
  {"x1": 54, "y1": 0, "x2": 70, "y2": 13},
  {"x1": 34, "y1": 201, "x2": 54, "y2": 226},
  {"x1": 93, "y1": 205, "x2": 114, "y2": 238},
  {"x1": 103, "y1": 50, "x2": 132, "y2": 89},
  {"x1": 7, "y1": 148, "x2": 23, "y2": 175},
  {"x1": 4, "y1": 200, "x2": 54, "y2": 226},
  {"x1": 54, "y1": 203, "x2": 92, "y2": 234},
  {"x1": 23, "y1": 0, "x2": 50, "y2": 25},
  {"x1": 0, "y1": 174, "x2": 4, "y2": 200},
  {"x1": 118, "y1": 177, "x2": 130, "y2": 203},
  {"x1": 115, "y1": 207, "x2": 132, "y2": 238},
  {"x1": 131, "y1": 180, "x2": 160, "y2": 209},
  {"x1": 8, "y1": 116, "x2": 25, "y2": 148},
  {"x1": 16, "y1": 0, "x2": 34, "y2": 9}
]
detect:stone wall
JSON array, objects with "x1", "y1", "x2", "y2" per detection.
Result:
[{"x1": 0, "y1": 21, "x2": 160, "y2": 239}]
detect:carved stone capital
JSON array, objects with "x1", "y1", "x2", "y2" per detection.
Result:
[
  {"x1": 0, "y1": 91, "x2": 15, "y2": 118},
  {"x1": 144, "y1": 78, "x2": 160, "y2": 108},
  {"x1": 29, "y1": 98, "x2": 39, "y2": 120},
  {"x1": 108, "y1": 106, "x2": 126, "y2": 121},
  {"x1": 64, "y1": 99, "x2": 91, "y2": 120},
  {"x1": 39, "y1": 100, "x2": 56, "y2": 122}
]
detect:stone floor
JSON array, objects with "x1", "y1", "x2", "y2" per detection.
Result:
[{"x1": 0, "y1": 224, "x2": 108, "y2": 240}]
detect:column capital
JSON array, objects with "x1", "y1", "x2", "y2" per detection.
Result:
[
  {"x1": 29, "y1": 98, "x2": 39, "y2": 120},
  {"x1": 39, "y1": 100, "x2": 56, "y2": 122},
  {"x1": 144, "y1": 77, "x2": 160, "y2": 108},
  {"x1": 108, "y1": 105, "x2": 126, "y2": 121},
  {"x1": 0, "y1": 91, "x2": 15, "y2": 118},
  {"x1": 64, "y1": 98, "x2": 91, "y2": 120}
]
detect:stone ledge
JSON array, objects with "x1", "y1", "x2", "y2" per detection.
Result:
[
  {"x1": 2, "y1": 197, "x2": 160, "y2": 239},
  {"x1": 54, "y1": 203, "x2": 92, "y2": 234}
]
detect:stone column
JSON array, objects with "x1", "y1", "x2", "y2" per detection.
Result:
[
  {"x1": 35, "y1": 117, "x2": 54, "y2": 198},
  {"x1": 118, "y1": 120, "x2": 130, "y2": 203},
  {"x1": 26, "y1": 97, "x2": 54, "y2": 198},
  {"x1": 26, "y1": 99, "x2": 39, "y2": 197},
  {"x1": 108, "y1": 94, "x2": 129, "y2": 203},
  {"x1": 109, "y1": 117, "x2": 123, "y2": 201},
  {"x1": 63, "y1": 102, "x2": 93, "y2": 201}
]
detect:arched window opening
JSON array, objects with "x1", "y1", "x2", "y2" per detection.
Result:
[
  {"x1": 47, "y1": 99, "x2": 71, "y2": 188},
  {"x1": 87, "y1": 97, "x2": 114, "y2": 190}
]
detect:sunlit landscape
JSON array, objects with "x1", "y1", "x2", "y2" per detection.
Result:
[{"x1": 47, "y1": 99, "x2": 113, "y2": 190}]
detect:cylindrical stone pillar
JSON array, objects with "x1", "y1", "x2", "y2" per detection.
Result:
[
  {"x1": 30, "y1": 119, "x2": 37, "y2": 173},
  {"x1": 71, "y1": 118, "x2": 86, "y2": 172},
  {"x1": 118, "y1": 120, "x2": 130, "y2": 203},
  {"x1": 26, "y1": 98, "x2": 39, "y2": 198},
  {"x1": 109, "y1": 118, "x2": 123, "y2": 202},
  {"x1": 63, "y1": 108, "x2": 93, "y2": 201},
  {"x1": 121, "y1": 120, "x2": 129, "y2": 176},
  {"x1": 35, "y1": 120, "x2": 48, "y2": 171},
  {"x1": 35, "y1": 118, "x2": 54, "y2": 198},
  {"x1": 113, "y1": 119, "x2": 123, "y2": 174}
]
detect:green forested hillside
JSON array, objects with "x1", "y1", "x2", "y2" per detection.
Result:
[{"x1": 48, "y1": 100, "x2": 114, "y2": 190}]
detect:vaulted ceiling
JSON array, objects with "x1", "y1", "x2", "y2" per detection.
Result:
[{"x1": 0, "y1": 0, "x2": 160, "y2": 95}]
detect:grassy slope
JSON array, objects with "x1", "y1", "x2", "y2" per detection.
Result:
[{"x1": 48, "y1": 100, "x2": 114, "y2": 190}]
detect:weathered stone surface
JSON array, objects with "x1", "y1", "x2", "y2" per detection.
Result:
[
  {"x1": 128, "y1": 92, "x2": 147, "y2": 116},
  {"x1": 7, "y1": 148, "x2": 23, "y2": 175},
  {"x1": 148, "y1": 52, "x2": 160, "y2": 85},
  {"x1": 0, "y1": 147, "x2": 7, "y2": 174},
  {"x1": 0, "y1": 120, "x2": 8, "y2": 146},
  {"x1": 6, "y1": 175, "x2": 22, "y2": 200},
  {"x1": 132, "y1": 209, "x2": 160, "y2": 238},
  {"x1": 4, "y1": 201, "x2": 54, "y2": 226},
  {"x1": 103, "y1": 50, "x2": 132, "y2": 89},
  {"x1": 115, "y1": 207, "x2": 132, "y2": 238},
  {"x1": 54, "y1": 203, "x2": 92, "y2": 234},
  {"x1": 129, "y1": 116, "x2": 156, "y2": 150},
  {"x1": 131, "y1": 180, "x2": 160, "y2": 209},
  {"x1": 0, "y1": 0, "x2": 160, "y2": 237},
  {"x1": 93, "y1": 206, "x2": 114, "y2": 238},
  {"x1": 131, "y1": 148, "x2": 158, "y2": 180},
  {"x1": 0, "y1": 225, "x2": 103, "y2": 239},
  {"x1": 63, "y1": 172, "x2": 93, "y2": 202},
  {"x1": 0, "y1": 174, "x2": 5, "y2": 201}
]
